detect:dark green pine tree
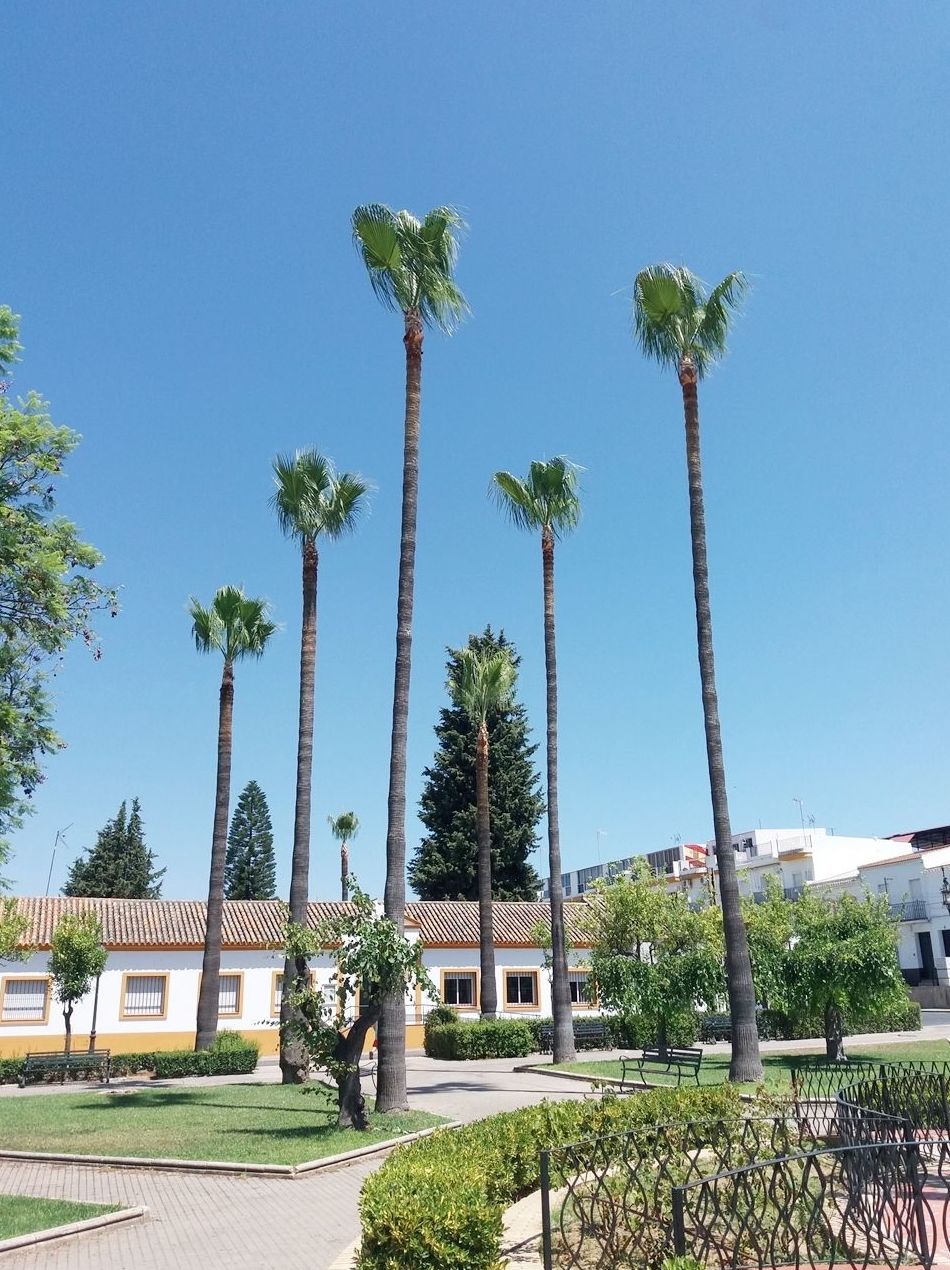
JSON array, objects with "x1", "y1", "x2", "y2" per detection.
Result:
[
  {"x1": 224, "y1": 780, "x2": 277, "y2": 900},
  {"x1": 410, "y1": 628, "x2": 544, "y2": 900},
  {"x1": 62, "y1": 798, "x2": 165, "y2": 898}
]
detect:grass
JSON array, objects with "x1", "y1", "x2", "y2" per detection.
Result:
[
  {"x1": 552, "y1": 1038, "x2": 950, "y2": 1093},
  {"x1": 0, "y1": 1195, "x2": 119, "y2": 1240},
  {"x1": 0, "y1": 1082, "x2": 446, "y2": 1166}
]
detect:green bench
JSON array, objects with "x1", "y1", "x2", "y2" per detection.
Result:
[
  {"x1": 18, "y1": 1049, "x2": 112, "y2": 1087},
  {"x1": 538, "y1": 1019, "x2": 607, "y2": 1053},
  {"x1": 620, "y1": 1045, "x2": 703, "y2": 1088}
]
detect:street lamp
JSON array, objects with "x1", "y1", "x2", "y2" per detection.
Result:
[{"x1": 941, "y1": 868, "x2": 950, "y2": 915}]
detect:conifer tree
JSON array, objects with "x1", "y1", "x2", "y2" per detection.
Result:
[
  {"x1": 62, "y1": 799, "x2": 164, "y2": 899},
  {"x1": 410, "y1": 628, "x2": 544, "y2": 900},
  {"x1": 224, "y1": 781, "x2": 277, "y2": 900}
]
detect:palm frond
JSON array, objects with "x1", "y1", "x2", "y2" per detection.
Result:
[
  {"x1": 695, "y1": 270, "x2": 748, "y2": 371},
  {"x1": 189, "y1": 597, "x2": 223, "y2": 655},
  {"x1": 491, "y1": 470, "x2": 540, "y2": 532},
  {"x1": 352, "y1": 204, "x2": 413, "y2": 314},
  {"x1": 190, "y1": 587, "x2": 277, "y2": 663},
  {"x1": 450, "y1": 646, "x2": 517, "y2": 724},
  {"x1": 271, "y1": 451, "x2": 371, "y2": 542},
  {"x1": 491, "y1": 457, "x2": 582, "y2": 537},
  {"x1": 633, "y1": 263, "x2": 746, "y2": 379},
  {"x1": 328, "y1": 812, "x2": 360, "y2": 842}
]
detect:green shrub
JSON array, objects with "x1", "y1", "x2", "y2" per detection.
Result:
[
  {"x1": 153, "y1": 1033, "x2": 259, "y2": 1079},
  {"x1": 424, "y1": 1019, "x2": 533, "y2": 1060},
  {"x1": 604, "y1": 1012, "x2": 699, "y2": 1049},
  {"x1": 109, "y1": 1051, "x2": 157, "y2": 1077},
  {"x1": 848, "y1": 996, "x2": 921, "y2": 1034},
  {"x1": 424, "y1": 1004, "x2": 459, "y2": 1038},
  {"x1": 357, "y1": 1085, "x2": 740, "y2": 1270},
  {"x1": 0, "y1": 1058, "x2": 25, "y2": 1085}
]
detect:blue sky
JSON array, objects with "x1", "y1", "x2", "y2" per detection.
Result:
[{"x1": 5, "y1": 4, "x2": 949, "y2": 899}]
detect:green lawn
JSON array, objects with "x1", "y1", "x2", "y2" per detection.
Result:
[
  {"x1": 553, "y1": 1039, "x2": 950, "y2": 1093},
  {"x1": 0, "y1": 1083, "x2": 445, "y2": 1166},
  {"x1": 0, "y1": 1195, "x2": 119, "y2": 1240}
]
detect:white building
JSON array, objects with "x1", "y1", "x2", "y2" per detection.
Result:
[{"x1": 541, "y1": 841, "x2": 707, "y2": 899}]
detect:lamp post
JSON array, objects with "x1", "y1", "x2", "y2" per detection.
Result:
[{"x1": 941, "y1": 868, "x2": 950, "y2": 915}]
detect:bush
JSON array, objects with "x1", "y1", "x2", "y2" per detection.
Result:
[
  {"x1": 357, "y1": 1084, "x2": 741, "y2": 1269},
  {"x1": 424, "y1": 1019, "x2": 533, "y2": 1061},
  {"x1": 0, "y1": 1058, "x2": 24, "y2": 1085},
  {"x1": 152, "y1": 1033, "x2": 259, "y2": 1079},
  {"x1": 424, "y1": 1004, "x2": 459, "y2": 1039},
  {"x1": 702, "y1": 996, "x2": 922, "y2": 1044},
  {"x1": 109, "y1": 1051, "x2": 158, "y2": 1077},
  {"x1": 604, "y1": 1012, "x2": 699, "y2": 1049},
  {"x1": 849, "y1": 996, "x2": 921, "y2": 1034}
]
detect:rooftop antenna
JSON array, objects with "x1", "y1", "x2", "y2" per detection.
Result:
[
  {"x1": 793, "y1": 797, "x2": 807, "y2": 839},
  {"x1": 45, "y1": 824, "x2": 72, "y2": 896},
  {"x1": 595, "y1": 829, "x2": 607, "y2": 866}
]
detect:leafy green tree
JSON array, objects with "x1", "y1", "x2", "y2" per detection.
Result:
[
  {"x1": 190, "y1": 587, "x2": 277, "y2": 1050},
  {"x1": 49, "y1": 912, "x2": 107, "y2": 1056},
  {"x1": 741, "y1": 876, "x2": 794, "y2": 1012},
  {"x1": 224, "y1": 781, "x2": 276, "y2": 900},
  {"x1": 0, "y1": 898, "x2": 29, "y2": 963},
  {"x1": 0, "y1": 306, "x2": 115, "y2": 857},
  {"x1": 632, "y1": 264, "x2": 761, "y2": 1083},
  {"x1": 282, "y1": 882, "x2": 434, "y2": 1129},
  {"x1": 411, "y1": 628, "x2": 543, "y2": 903},
  {"x1": 271, "y1": 449, "x2": 369, "y2": 1084},
  {"x1": 352, "y1": 202, "x2": 467, "y2": 1112},
  {"x1": 62, "y1": 799, "x2": 164, "y2": 898},
  {"x1": 492, "y1": 458, "x2": 582, "y2": 1064},
  {"x1": 585, "y1": 861, "x2": 725, "y2": 1056},
  {"x1": 328, "y1": 812, "x2": 359, "y2": 902}
]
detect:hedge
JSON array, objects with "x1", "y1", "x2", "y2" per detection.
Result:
[
  {"x1": 698, "y1": 998, "x2": 922, "y2": 1043},
  {"x1": 425, "y1": 1019, "x2": 533, "y2": 1060},
  {"x1": 357, "y1": 1084, "x2": 741, "y2": 1270},
  {"x1": 604, "y1": 1012, "x2": 699, "y2": 1050},
  {"x1": 0, "y1": 1033, "x2": 260, "y2": 1083}
]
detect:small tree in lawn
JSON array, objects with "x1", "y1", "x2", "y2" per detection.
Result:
[
  {"x1": 49, "y1": 913, "x2": 107, "y2": 1056},
  {"x1": 585, "y1": 860, "x2": 724, "y2": 1055},
  {"x1": 281, "y1": 882, "x2": 433, "y2": 1130}
]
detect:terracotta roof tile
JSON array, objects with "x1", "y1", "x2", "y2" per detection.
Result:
[{"x1": 406, "y1": 900, "x2": 592, "y2": 947}]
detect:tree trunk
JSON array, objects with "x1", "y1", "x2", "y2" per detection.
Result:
[
  {"x1": 657, "y1": 1013, "x2": 668, "y2": 1060},
  {"x1": 542, "y1": 526, "x2": 576, "y2": 1064},
  {"x1": 88, "y1": 974, "x2": 100, "y2": 1053},
  {"x1": 281, "y1": 539, "x2": 319, "y2": 1083},
  {"x1": 679, "y1": 358, "x2": 762, "y2": 1083},
  {"x1": 63, "y1": 1003, "x2": 72, "y2": 1058},
  {"x1": 377, "y1": 309, "x2": 423, "y2": 1112},
  {"x1": 335, "y1": 1007, "x2": 380, "y2": 1129},
  {"x1": 341, "y1": 842, "x2": 349, "y2": 902},
  {"x1": 196, "y1": 658, "x2": 234, "y2": 1050},
  {"x1": 825, "y1": 1000, "x2": 845, "y2": 1062},
  {"x1": 476, "y1": 722, "x2": 497, "y2": 1019}
]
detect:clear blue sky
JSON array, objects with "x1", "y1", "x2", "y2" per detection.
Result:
[{"x1": 5, "y1": 4, "x2": 949, "y2": 899}]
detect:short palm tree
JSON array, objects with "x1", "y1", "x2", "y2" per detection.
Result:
[
  {"x1": 352, "y1": 202, "x2": 467, "y2": 1111},
  {"x1": 271, "y1": 450, "x2": 369, "y2": 1082},
  {"x1": 632, "y1": 263, "x2": 762, "y2": 1083},
  {"x1": 191, "y1": 586, "x2": 276, "y2": 1050},
  {"x1": 492, "y1": 458, "x2": 581, "y2": 1062},
  {"x1": 450, "y1": 646, "x2": 517, "y2": 1019},
  {"x1": 328, "y1": 811, "x2": 360, "y2": 902}
]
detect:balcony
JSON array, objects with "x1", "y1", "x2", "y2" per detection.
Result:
[
  {"x1": 783, "y1": 886, "x2": 805, "y2": 901},
  {"x1": 889, "y1": 898, "x2": 929, "y2": 921}
]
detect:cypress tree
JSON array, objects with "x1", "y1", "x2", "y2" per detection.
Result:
[
  {"x1": 410, "y1": 628, "x2": 544, "y2": 900},
  {"x1": 62, "y1": 798, "x2": 164, "y2": 898},
  {"x1": 224, "y1": 781, "x2": 277, "y2": 900}
]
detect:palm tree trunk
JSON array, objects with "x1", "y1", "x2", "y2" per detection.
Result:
[
  {"x1": 196, "y1": 658, "x2": 234, "y2": 1050},
  {"x1": 679, "y1": 357, "x2": 762, "y2": 1083},
  {"x1": 280, "y1": 539, "x2": 318, "y2": 1083},
  {"x1": 341, "y1": 842, "x2": 349, "y2": 902},
  {"x1": 476, "y1": 722, "x2": 497, "y2": 1019},
  {"x1": 542, "y1": 526, "x2": 576, "y2": 1064},
  {"x1": 376, "y1": 308, "x2": 423, "y2": 1112}
]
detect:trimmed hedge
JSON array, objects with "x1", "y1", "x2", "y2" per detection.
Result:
[
  {"x1": 698, "y1": 998, "x2": 923, "y2": 1043},
  {"x1": 153, "y1": 1033, "x2": 259, "y2": 1078},
  {"x1": 425, "y1": 1019, "x2": 533, "y2": 1060},
  {"x1": 604, "y1": 1012, "x2": 699, "y2": 1049},
  {"x1": 357, "y1": 1084, "x2": 741, "y2": 1269},
  {"x1": 0, "y1": 1058, "x2": 24, "y2": 1085}
]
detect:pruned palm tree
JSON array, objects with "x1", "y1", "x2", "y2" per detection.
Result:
[
  {"x1": 271, "y1": 450, "x2": 369, "y2": 1083},
  {"x1": 492, "y1": 457, "x2": 581, "y2": 1062},
  {"x1": 352, "y1": 202, "x2": 467, "y2": 1111},
  {"x1": 328, "y1": 811, "x2": 360, "y2": 902},
  {"x1": 191, "y1": 586, "x2": 276, "y2": 1050},
  {"x1": 632, "y1": 263, "x2": 762, "y2": 1083},
  {"x1": 450, "y1": 646, "x2": 516, "y2": 1019}
]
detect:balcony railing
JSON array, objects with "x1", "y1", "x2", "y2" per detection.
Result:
[{"x1": 889, "y1": 898, "x2": 928, "y2": 921}]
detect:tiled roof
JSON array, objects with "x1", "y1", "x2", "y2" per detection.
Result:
[{"x1": 12, "y1": 896, "x2": 592, "y2": 950}]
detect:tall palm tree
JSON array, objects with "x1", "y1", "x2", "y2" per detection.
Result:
[
  {"x1": 271, "y1": 450, "x2": 370, "y2": 1082},
  {"x1": 328, "y1": 811, "x2": 360, "y2": 902},
  {"x1": 191, "y1": 586, "x2": 276, "y2": 1050},
  {"x1": 492, "y1": 458, "x2": 581, "y2": 1062},
  {"x1": 352, "y1": 203, "x2": 467, "y2": 1111},
  {"x1": 449, "y1": 645, "x2": 517, "y2": 1019},
  {"x1": 632, "y1": 263, "x2": 762, "y2": 1083}
]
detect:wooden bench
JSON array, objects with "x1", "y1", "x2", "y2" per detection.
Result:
[
  {"x1": 620, "y1": 1046, "x2": 703, "y2": 1088},
  {"x1": 18, "y1": 1049, "x2": 112, "y2": 1087},
  {"x1": 537, "y1": 1020, "x2": 607, "y2": 1053}
]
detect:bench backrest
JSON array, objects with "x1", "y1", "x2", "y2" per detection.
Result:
[
  {"x1": 641, "y1": 1047, "x2": 702, "y2": 1065},
  {"x1": 25, "y1": 1050, "x2": 110, "y2": 1064}
]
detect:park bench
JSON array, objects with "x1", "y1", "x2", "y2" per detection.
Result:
[
  {"x1": 18, "y1": 1049, "x2": 112, "y2": 1087},
  {"x1": 537, "y1": 1019, "x2": 607, "y2": 1053},
  {"x1": 620, "y1": 1046, "x2": 703, "y2": 1088}
]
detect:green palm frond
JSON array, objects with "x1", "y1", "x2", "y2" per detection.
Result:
[
  {"x1": 328, "y1": 812, "x2": 360, "y2": 842},
  {"x1": 271, "y1": 450, "x2": 371, "y2": 543},
  {"x1": 491, "y1": 456, "x2": 583, "y2": 538},
  {"x1": 633, "y1": 263, "x2": 747, "y2": 378},
  {"x1": 189, "y1": 586, "x2": 277, "y2": 663},
  {"x1": 450, "y1": 646, "x2": 517, "y2": 726}
]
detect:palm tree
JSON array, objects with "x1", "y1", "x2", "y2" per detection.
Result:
[
  {"x1": 632, "y1": 263, "x2": 762, "y2": 1083},
  {"x1": 328, "y1": 811, "x2": 360, "y2": 902},
  {"x1": 352, "y1": 203, "x2": 467, "y2": 1111},
  {"x1": 191, "y1": 586, "x2": 276, "y2": 1050},
  {"x1": 271, "y1": 450, "x2": 369, "y2": 1082},
  {"x1": 449, "y1": 646, "x2": 517, "y2": 1019},
  {"x1": 492, "y1": 458, "x2": 581, "y2": 1062}
]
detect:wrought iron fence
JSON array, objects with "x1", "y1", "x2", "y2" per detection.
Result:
[{"x1": 838, "y1": 1064, "x2": 950, "y2": 1137}]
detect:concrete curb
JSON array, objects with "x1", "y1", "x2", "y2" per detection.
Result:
[
  {"x1": 0, "y1": 1205, "x2": 147, "y2": 1255},
  {"x1": 513, "y1": 1064, "x2": 632, "y2": 1089},
  {"x1": 0, "y1": 1121, "x2": 458, "y2": 1179}
]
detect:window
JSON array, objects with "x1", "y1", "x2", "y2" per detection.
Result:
[
  {"x1": 441, "y1": 971, "x2": 476, "y2": 1008},
  {"x1": 1, "y1": 976, "x2": 50, "y2": 1023},
  {"x1": 568, "y1": 970, "x2": 594, "y2": 1006},
  {"x1": 271, "y1": 970, "x2": 316, "y2": 1016},
  {"x1": 942, "y1": 930, "x2": 950, "y2": 958},
  {"x1": 505, "y1": 971, "x2": 538, "y2": 1008},
  {"x1": 121, "y1": 974, "x2": 167, "y2": 1019},
  {"x1": 218, "y1": 973, "x2": 242, "y2": 1017}
]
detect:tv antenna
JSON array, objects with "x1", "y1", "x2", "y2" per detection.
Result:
[{"x1": 45, "y1": 824, "x2": 72, "y2": 896}]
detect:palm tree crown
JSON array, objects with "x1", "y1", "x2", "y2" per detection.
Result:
[
  {"x1": 450, "y1": 646, "x2": 517, "y2": 728},
  {"x1": 351, "y1": 203, "x2": 469, "y2": 331},
  {"x1": 328, "y1": 812, "x2": 360, "y2": 843},
  {"x1": 189, "y1": 587, "x2": 277, "y2": 662},
  {"x1": 633, "y1": 264, "x2": 747, "y2": 378},
  {"x1": 271, "y1": 451, "x2": 370, "y2": 544},
  {"x1": 492, "y1": 457, "x2": 583, "y2": 537}
]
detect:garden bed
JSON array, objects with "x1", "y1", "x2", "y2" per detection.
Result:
[{"x1": 0, "y1": 1195, "x2": 120, "y2": 1240}]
